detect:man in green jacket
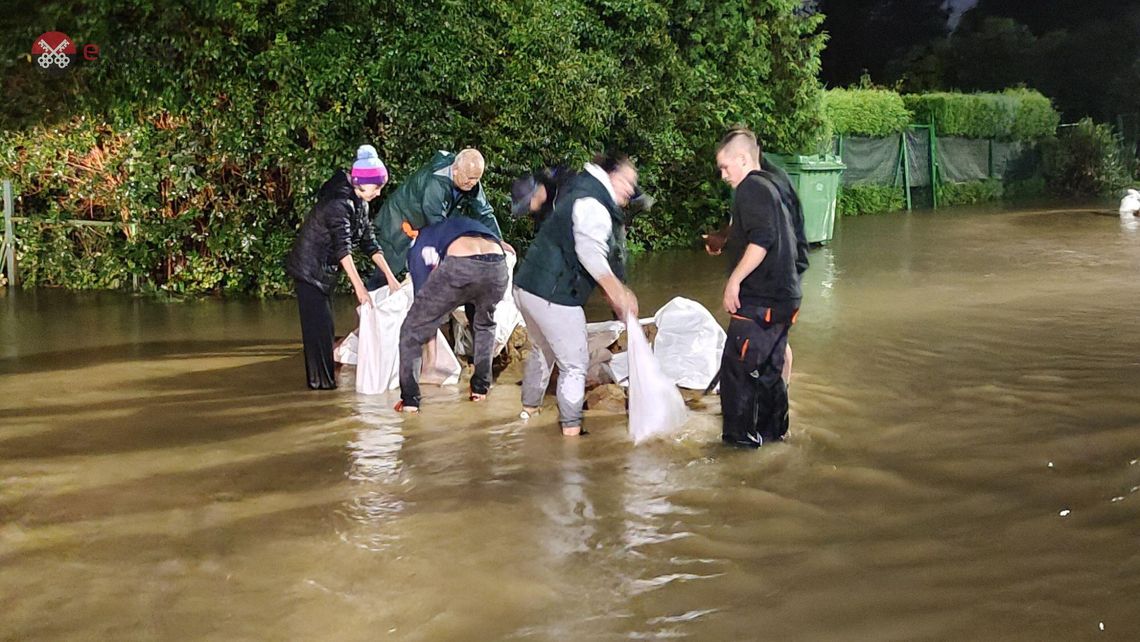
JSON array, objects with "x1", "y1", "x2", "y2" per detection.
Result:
[{"x1": 370, "y1": 148, "x2": 511, "y2": 284}]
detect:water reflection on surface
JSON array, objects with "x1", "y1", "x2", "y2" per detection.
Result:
[{"x1": 3, "y1": 205, "x2": 1140, "y2": 640}]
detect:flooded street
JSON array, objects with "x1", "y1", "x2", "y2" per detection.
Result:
[{"x1": 3, "y1": 206, "x2": 1140, "y2": 640}]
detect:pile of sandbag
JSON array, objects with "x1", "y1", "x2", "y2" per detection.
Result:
[
  {"x1": 604, "y1": 297, "x2": 725, "y2": 392},
  {"x1": 589, "y1": 298, "x2": 725, "y2": 445},
  {"x1": 585, "y1": 320, "x2": 626, "y2": 386},
  {"x1": 338, "y1": 289, "x2": 724, "y2": 446}
]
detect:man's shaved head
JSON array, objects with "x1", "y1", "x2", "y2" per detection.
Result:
[
  {"x1": 715, "y1": 128, "x2": 763, "y2": 189},
  {"x1": 452, "y1": 148, "x2": 486, "y2": 191},
  {"x1": 716, "y1": 128, "x2": 761, "y2": 164}
]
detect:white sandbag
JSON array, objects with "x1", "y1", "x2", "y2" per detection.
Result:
[
  {"x1": 420, "y1": 330, "x2": 462, "y2": 387},
  {"x1": 582, "y1": 320, "x2": 625, "y2": 386},
  {"x1": 451, "y1": 251, "x2": 524, "y2": 357},
  {"x1": 334, "y1": 332, "x2": 359, "y2": 365},
  {"x1": 586, "y1": 350, "x2": 614, "y2": 387},
  {"x1": 585, "y1": 320, "x2": 625, "y2": 352},
  {"x1": 355, "y1": 285, "x2": 461, "y2": 395},
  {"x1": 652, "y1": 297, "x2": 726, "y2": 390},
  {"x1": 356, "y1": 286, "x2": 409, "y2": 394},
  {"x1": 605, "y1": 351, "x2": 629, "y2": 387},
  {"x1": 626, "y1": 313, "x2": 688, "y2": 444},
  {"x1": 590, "y1": 319, "x2": 654, "y2": 386}
]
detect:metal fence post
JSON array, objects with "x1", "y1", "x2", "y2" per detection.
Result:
[
  {"x1": 900, "y1": 131, "x2": 913, "y2": 211},
  {"x1": 129, "y1": 222, "x2": 139, "y2": 292},
  {"x1": 2, "y1": 180, "x2": 15, "y2": 287},
  {"x1": 988, "y1": 139, "x2": 995, "y2": 179},
  {"x1": 929, "y1": 120, "x2": 939, "y2": 210}
]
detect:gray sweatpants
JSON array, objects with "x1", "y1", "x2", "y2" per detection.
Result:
[
  {"x1": 515, "y1": 286, "x2": 589, "y2": 427},
  {"x1": 399, "y1": 255, "x2": 508, "y2": 407}
]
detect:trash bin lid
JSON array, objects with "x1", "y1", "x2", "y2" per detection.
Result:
[{"x1": 767, "y1": 153, "x2": 846, "y2": 171}]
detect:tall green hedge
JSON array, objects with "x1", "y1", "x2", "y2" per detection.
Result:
[
  {"x1": 823, "y1": 88, "x2": 912, "y2": 137},
  {"x1": 822, "y1": 87, "x2": 1059, "y2": 140},
  {"x1": 903, "y1": 89, "x2": 1059, "y2": 139},
  {"x1": 1, "y1": 0, "x2": 826, "y2": 295},
  {"x1": 935, "y1": 179, "x2": 1004, "y2": 206},
  {"x1": 837, "y1": 185, "x2": 906, "y2": 216}
]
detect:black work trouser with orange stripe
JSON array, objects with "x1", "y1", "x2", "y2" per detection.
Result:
[{"x1": 720, "y1": 304, "x2": 794, "y2": 448}]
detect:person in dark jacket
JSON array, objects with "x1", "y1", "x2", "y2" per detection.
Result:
[
  {"x1": 704, "y1": 139, "x2": 809, "y2": 384},
  {"x1": 286, "y1": 144, "x2": 401, "y2": 390},
  {"x1": 513, "y1": 153, "x2": 641, "y2": 436},
  {"x1": 711, "y1": 128, "x2": 805, "y2": 447},
  {"x1": 395, "y1": 216, "x2": 508, "y2": 413},
  {"x1": 370, "y1": 148, "x2": 513, "y2": 284}
]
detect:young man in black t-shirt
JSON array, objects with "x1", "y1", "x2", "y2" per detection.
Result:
[{"x1": 710, "y1": 128, "x2": 806, "y2": 447}]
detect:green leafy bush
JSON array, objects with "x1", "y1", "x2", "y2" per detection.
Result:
[
  {"x1": 1041, "y1": 118, "x2": 1134, "y2": 198},
  {"x1": 837, "y1": 184, "x2": 906, "y2": 216},
  {"x1": 1001, "y1": 177, "x2": 1047, "y2": 201},
  {"x1": 1, "y1": 0, "x2": 827, "y2": 295},
  {"x1": 936, "y1": 179, "x2": 1003, "y2": 206},
  {"x1": 824, "y1": 88, "x2": 912, "y2": 137},
  {"x1": 903, "y1": 89, "x2": 1059, "y2": 139}
]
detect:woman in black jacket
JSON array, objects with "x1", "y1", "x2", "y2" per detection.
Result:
[{"x1": 286, "y1": 144, "x2": 401, "y2": 390}]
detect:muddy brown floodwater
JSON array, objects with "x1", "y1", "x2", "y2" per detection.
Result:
[{"x1": 3, "y1": 205, "x2": 1140, "y2": 640}]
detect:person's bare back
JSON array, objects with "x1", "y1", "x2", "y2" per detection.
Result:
[{"x1": 447, "y1": 235, "x2": 504, "y2": 257}]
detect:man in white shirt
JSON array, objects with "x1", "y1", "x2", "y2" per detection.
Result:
[{"x1": 513, "y1": 154, "x2": 641, "y2": 436}]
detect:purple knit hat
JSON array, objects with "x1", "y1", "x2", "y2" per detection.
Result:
[{"x1": 351, "y1": 144, "x2": 388, "y2": 186}]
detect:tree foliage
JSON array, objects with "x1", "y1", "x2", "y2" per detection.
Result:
[
  {"x1": 1042, "y1": 119, "x2": 1134, "y2": 198},
  {"x1": 903, "y1": 89, "x2": 1059, "y2": 140},
  {"x1": 823, "y1": 88, "x2": 911, "y2": 137},
  {"x1": 1, "y1": 0, "x2": 826, "y2": 294}
]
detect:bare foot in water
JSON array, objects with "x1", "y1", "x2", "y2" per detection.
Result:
[
  {"x1": 561, "y1": 425, "x2": 582, "y2": 437},
  {"x1": 470, "y1": 391, "x2": 486, "y2": 402}
]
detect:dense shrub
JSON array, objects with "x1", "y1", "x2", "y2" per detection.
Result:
[
  {"x1": 936, "y1": 179, "x2": 1003, "y2": 206},
  {"x1": 1041, "y1": 118, "x2": 1135, "y2": 198},
  {"x1": 1002, "y1": 176, "x2": 1048, "y2": 201},
  {"x1": 1, "y1": 0, "x2": 827, "y2": 295},
  {"x1": 823, "y1": 88, "x2": 912, "y2": 137},
  {"x1": 837, "y1": 184, "x2": 906, "y2": 216},
  {"x1": 903, "y1": 89, "x2": 1059, "y2": 139}
]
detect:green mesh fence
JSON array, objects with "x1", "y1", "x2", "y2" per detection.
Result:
[
  {"x1": 835, "y1": 128, "x2": 1044, "y2": 212},
  {"x1": 937, "y1": 137, "x2": 989, "y2": 183},
  {"x1": 905, "y1": 130, "x2": 932, "y2": 188},
  {"x1": 838, "y1": 136, "x2": 900, "y2": 185}
]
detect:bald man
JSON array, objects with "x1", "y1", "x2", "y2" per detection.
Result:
[
  {"x1": 370, "y1": 148, "x2": 512, "y2": 285},
  {"x1": 712, "y1": 128, "x2": 805, "y2": 448}
]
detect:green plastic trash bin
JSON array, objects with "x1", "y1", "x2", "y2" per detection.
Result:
[{"x1": 764, "y1": 153, "x2": 846, "y2": 244}]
